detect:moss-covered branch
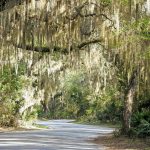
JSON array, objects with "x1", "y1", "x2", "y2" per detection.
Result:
[{"x1": 14, "y1": 38, "x2": 103, "y2": 53}]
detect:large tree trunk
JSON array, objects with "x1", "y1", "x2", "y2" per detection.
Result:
[
  {"x1": 41, "y1": 101, "x2": 49, "y2": 114},
  {"x1": 123, "y1": 69, "x2": 138, "y2": 133}
]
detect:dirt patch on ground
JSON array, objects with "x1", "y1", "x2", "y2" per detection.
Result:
[
  {"x1": 93, "y1": 134, "x2": 150, "y2": 150},
  {"x1": 0, "y1": 127, "x2": 17, "y2": 132}
]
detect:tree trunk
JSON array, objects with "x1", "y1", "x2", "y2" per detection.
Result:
[
  {"x1": 123, "y1": 69, "x2": 138, "y2": 133},
  {"x1": 41, "y1": 101, "x2": 49, "y2": 114}
]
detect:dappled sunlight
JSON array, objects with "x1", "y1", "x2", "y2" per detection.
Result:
[
  {"x1": 0, "y1": 0, "x2": 150, "y2": 149},
  {"x1": 0, "y1": 120, "x2": 113, "y2": 149}
]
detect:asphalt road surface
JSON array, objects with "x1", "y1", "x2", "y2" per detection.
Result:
[{"x1": 0, "y1": 120, "x2": 114, "y2": 150}]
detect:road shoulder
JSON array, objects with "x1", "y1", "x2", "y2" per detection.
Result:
[{"x1": 93, "y1": 133, "x2": 150, "y2": 150}]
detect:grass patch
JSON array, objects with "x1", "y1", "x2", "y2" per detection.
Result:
[
  {"x1": 74, "y1": 119, "x2": 120, "y2": 128},
  {"x1": 33, "y1": 123, "x2": 49, "y2": 129}
]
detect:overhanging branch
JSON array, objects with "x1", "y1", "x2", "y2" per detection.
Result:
[
  {"x1": 78, "y1": 39, "x2": 102, "y2": 49},
  {"x1": 14, "y1": 38, "x2": 103, "y2": 53}
]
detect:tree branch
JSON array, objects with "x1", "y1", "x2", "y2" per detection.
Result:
[
  {"x1": 14, "y1": 38, "x2": 103, "y2": 53},
  {"x1": 77, "y1": 39, "x2": 102, "y2": 49},
  {"x1": 66, "y1": 2, "x2": 115, "y2": 28}
]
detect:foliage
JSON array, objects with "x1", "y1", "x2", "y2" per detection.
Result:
[
  {"x1": 82, "y1": 85, "x2": 123, "y2": 124},
  {"x1": 0, "y1": 65, "x2": 25, "y2": 127},
  {"x1": 41, "y1": 70, "x2": 123, "y2": 125},
  {"x1": 0, "y1": 63, "x2": 36, "y2": 127},
  {"x1": 23, "y1": 107, "x2": 38, "y2": 121},
  {"x1": 130, "y1": 111, "x2": 150, "y2": 137},
  {"x1": 62, "y1": 71, "x2": 90, "y2": 118}
]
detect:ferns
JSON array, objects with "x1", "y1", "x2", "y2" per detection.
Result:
[{"x1": 131, "y1": 111, "x2": 150, "y2": 137}]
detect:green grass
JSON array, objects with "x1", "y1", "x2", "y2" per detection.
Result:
[
  {"x1": 73, "y1": 119, "x2": 121, "y2": 128},
  {"x1": 33, "y1": 123, "x2": 49, "y2": 129}
]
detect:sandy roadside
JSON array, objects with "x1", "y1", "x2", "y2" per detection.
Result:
[{"x1": 93, "y1": 134, "x2": 150, "y2": 150}]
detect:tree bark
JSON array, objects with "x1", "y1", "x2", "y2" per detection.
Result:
[
  {"x1": 41, "y1": 101, "x2": 49, "y2": 114},
  {"x1": 123, "y1": 69, "x2": 138, "y2": 133}
]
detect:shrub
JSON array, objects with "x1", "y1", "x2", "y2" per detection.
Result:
[
  {"x1": 131, "y1": 111, "x2": 150, "y2": 137},
  {"x1": 0, "y1": 64, "x2": 26, "y2": 127}
]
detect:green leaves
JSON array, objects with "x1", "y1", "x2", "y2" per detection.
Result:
[
  {"x1": 99, "y1": 0, "x2": 112, "y2": 5},
  {"x1": 62, "y1": 71, "x2": 90, "y2": 117},
  {"x1": 0, "y1": 64, "x2": 27, "y2": 127},
  {"x1": 131, "y1": 111, "x2": 150, "y2": 137}
]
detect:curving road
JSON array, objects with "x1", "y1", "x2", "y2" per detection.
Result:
[{"x1": 0, "y1": 120, "x2": 114, "y2": 150}]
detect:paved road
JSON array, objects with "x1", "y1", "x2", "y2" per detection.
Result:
[{"x1": 0, "y1": 120, "x2": 114, "y2": 150}]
